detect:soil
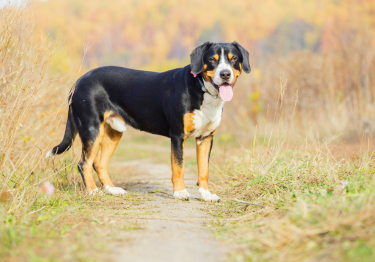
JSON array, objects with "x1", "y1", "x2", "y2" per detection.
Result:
[{"x1": 110, "y1": 150, "x2": 229, "y2": 262}]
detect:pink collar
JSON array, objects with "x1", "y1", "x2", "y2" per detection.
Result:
[{"x1": 190, "y1": 71, "x2": 197, "y2": 77}]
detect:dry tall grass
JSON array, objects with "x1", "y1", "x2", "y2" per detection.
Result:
[
  {"x1": 0, "y1": 5, "x2": 76, "y2": 223},
  {"x1": 211, "y1": 73, "x2": 375, "y2": 261},
  {"x1": 222, "y1": 27, "x2": 375, "y2": 144},
  {"x1": 0, "y1": 7, "x2": 106, "y2": 260},
  {"x1": 213, "y1": 133, "x2": 375, "y2": 260}
]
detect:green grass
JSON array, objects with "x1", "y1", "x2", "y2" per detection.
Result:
[
  {"x1": 0, "y1": 164, "x2": 153, "y2": 262},
  {"x1": 208, "y1": 146, "x2": 375, "y2": 261},
  {"x1": 2, "y1": 115, "x2": 374, "y2": 262}
]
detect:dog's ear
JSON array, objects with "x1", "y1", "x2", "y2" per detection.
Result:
[
  {"x1": 190, "y1": 42, "x2": 213, "y2": 75},
  {"x1": 232, "y1": 41, "x2": 251, "y2": 74}
]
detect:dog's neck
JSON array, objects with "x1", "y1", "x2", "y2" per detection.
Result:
[
  {"x1": 202, "y1": 79, "x2": 219, "y2": 97},
  {"x1": 191, "y1": 71, "x2": 220, "y2": 99}
]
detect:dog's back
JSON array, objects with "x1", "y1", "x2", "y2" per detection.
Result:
[{"x1": 73, "y1": 66, "x2": 191, "y2": 136}]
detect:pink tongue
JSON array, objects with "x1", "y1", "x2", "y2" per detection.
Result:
[{"x1": 219, "y1": 85, "x2": 233, "y2": 101}]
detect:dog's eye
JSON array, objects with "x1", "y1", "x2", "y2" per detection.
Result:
[
  {"x1": 231, "y1": 57, "x2": 238, "y2": 62},
  {"x1": 209, "y1": 58, "x2": 216, "y2": 63}
]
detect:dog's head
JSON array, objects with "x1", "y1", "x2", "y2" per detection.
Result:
[{"x1": 190, "y1": 42, "x2": 251, "y2": 101}]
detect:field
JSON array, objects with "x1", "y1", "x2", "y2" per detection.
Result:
[{"x1": 1, "y1": 1, "x2": 375, "y2": 262}]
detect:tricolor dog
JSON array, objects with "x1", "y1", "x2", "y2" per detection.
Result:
[{"x1": 47, "y1": 41, "x2": 251, "y2": 202}]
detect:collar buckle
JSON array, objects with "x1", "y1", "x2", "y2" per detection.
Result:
[{"x1": 197, "y1": 77, "x2": 218, "y2": 99}]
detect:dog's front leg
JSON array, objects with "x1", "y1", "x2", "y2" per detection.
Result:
[
  {"x1": 171, "y1": 133, "x2": 190, "y2": 200},
  {"x1": 196, "y1": 134, "x2": 221, "y2": 202}
]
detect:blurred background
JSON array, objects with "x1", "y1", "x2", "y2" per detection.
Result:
[
  {"x1": 2, "y1": 0, "x2": 375, "y2": 158},
  {"x1": 29, "y1": 0, "x2": 375, "y2": 145}
]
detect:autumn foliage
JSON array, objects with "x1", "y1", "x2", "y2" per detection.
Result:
[{"x1": 30, "y1": 0, "x2": 375, "y2": 142}]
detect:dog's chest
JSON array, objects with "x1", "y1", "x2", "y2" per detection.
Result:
[{"x1": 189, "y1": 94, "x2": 224, "y2": 138}]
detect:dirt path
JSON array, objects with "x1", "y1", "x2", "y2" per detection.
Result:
[{"x1": 110, "y1": 155, "x2": 228, "y2": 262}]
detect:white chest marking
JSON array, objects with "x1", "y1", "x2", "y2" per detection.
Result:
[{"x1": 189, "y1": 92, "x2": 225, "y2": 138}]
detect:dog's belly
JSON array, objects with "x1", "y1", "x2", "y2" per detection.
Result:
[{"x1": 189, "y1": 94, "x2": 225, "y2": 138}]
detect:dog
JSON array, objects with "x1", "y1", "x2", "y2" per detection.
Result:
[{"x1": 46, "y1": 41, "x2": 251, "y2": 202}]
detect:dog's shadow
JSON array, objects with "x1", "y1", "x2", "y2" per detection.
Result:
[
  {"x1": 118, "y1": 181, "x2": 200, "y2": 200},
  {"x1": 119, "y1": 182, "x2": 174, "y2": 199}
]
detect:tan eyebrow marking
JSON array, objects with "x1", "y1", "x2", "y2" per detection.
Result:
[
  {"x1": 228, "y1": 53, "x2": 233, "y2": 60},
  {"x1": 213, "y1": 54, "x2": 219, "y2": 60}
]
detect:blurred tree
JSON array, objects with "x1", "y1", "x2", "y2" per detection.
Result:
[{"x1": 31, "y1": 0, "x2": 375, "y2": 72}]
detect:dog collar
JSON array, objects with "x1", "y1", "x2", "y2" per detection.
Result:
[
  {"x1": 191, "y1": 71, "x2": 218, "y2": 99},
  {"x1": 198, "y1": 78, "x2": 218, "y2": 99}
]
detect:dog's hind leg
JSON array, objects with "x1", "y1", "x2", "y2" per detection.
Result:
[
  {"x1": 77, "y1": 125, "x2": 104, "y2": 195},
  {"x1": 94, "y1": 117, "x2": 126, "y2": 195}
]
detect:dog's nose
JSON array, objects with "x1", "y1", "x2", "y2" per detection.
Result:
[{"x1": 220, "y1": 69, "x2": 231, "y2": 80}]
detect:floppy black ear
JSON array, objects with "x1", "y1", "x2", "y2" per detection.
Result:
[
  {"x1": 232, "y1": 41, "x2": 251, "y2": 74},
  {"x1": 190, "y1": 42, "x2": 213, "y2": 75}
]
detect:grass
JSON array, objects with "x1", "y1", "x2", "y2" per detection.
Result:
[
  {"x1": 0, "y1": 8, "x2": 154, "y2": 260},
  {"x1": 0, "y1": 6, "x2": 124, "y2": 260},
  {"x1": 0, "y1": 172, "x2": 153, "y2": 262},
  {"x1": 208, "y1": 144, "x2": 375, "y2": 261}
]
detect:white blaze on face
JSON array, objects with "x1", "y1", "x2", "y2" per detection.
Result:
[
  {"x1": 213, "y1": 47, "x2": 234, "y2": 85},
  {"x1": 213, "y1": 47, "x2": 234, "y2": 102}
]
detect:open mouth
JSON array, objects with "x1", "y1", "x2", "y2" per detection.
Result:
[{"x1": 210, "y1": 80, "x2": 234, "y2": 102}]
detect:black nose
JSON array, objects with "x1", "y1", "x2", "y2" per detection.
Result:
[{"x1": 220, "y1": 69, "x2": 231, "y2": 80}]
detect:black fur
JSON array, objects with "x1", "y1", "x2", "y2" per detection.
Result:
[
  {"x1": 232, "y1": 41, "x2": 251, "y2": 73},
  {"x1": 190, "y1": 42, "x2": 213, "y2": 75},
  {"x1": 49, "y1": 42, "x2": 251, "y2": 188},
  {"x1": 51, "y1": 104, "x2": 77, "y2": 154}
]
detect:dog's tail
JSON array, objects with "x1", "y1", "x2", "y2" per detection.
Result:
[{"x1": 46, "y1": 104, "x2": 77, "y2": 158}]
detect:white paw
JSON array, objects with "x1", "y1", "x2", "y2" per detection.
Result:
[
  {"x1": 173, "y1": 189, "x2": 190, "y2": 200},
  {"x1": 103, "y1": 185, "x2": 127, "y2": 195},
  {"x1": 199, "y1": 188, "x2": 221, "y2": 202},
  {"x1": 89, "y1": 188, "x2": 104, "y2": 196}
]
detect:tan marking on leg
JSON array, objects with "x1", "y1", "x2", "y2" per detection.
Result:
[
  {"x1": 94, "y1": 124, "x2": 122, "y2": 187},
  {"x1": 171, "y1": 139, "x2": 187, "y2": 192},
  {"x1": 196, "y1": 130, "x2": 216, "y2": 191},
  {"x1": 94, "y1": 145, "x2": 102, "y2": 172},
  {"x1": 81, "y1": 110, "x2": 121, "y2": 192},
  {"x1": 81, "y1": 126, "x2": 104, "y2": 192},
  {"x1": 171, "y1": 113, "x2": 195, "y2": 192}
]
